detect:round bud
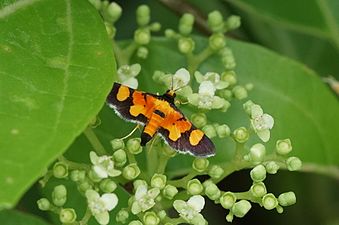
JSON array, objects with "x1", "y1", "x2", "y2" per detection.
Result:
[
  {"x1": 134, "y1": 28, "x2": 151, "y2": 45},
  {"x1": 220, "y1": 192, "x2": 236, "y2": 209},
  {"x1": 245, "y1": 83, "x2": 254, "y2": 91},
  {"x1": 157, "y1": 210, "x2": 166, "y2": 220},
  {"x1": 243, "y1": 100, "x2": 255, "y2": 115},
  {"x1": 133, "y1": 179, "x2": 148, "y2": 190},
  {"x1": 78, "y1": 181, "x2": 92, "y2": 193},
  {"x1": 107, "y1": 2, "x2": 122, "y2": 23},
  {"x1": 221, "y1": 100, "x2": 231, "y2": 112},
  {"x1": 129, "y1": 220, "x2": 143, "y2": 225},
  {"x1": 179, "y1": 13, "x2": 194, "y2": 35},
  {"x1": 136, "y1": 5, "x2": 150, "y2": 26},
  {"x1": 116, "y1": 208, "x2": 129, "y2": 224},
  {"x1": 52, "y1": 185, "x2": 67, "y2": 207},
  {"x1": 276, "y1": 139, "x2": 293, "y2": 155},
  {"x1": 286, "y1": 157, "x2": 302, "y2": 171},
  {"x1": 123, "y1": 163, "x2": 140, "y2": 180},
  {"x1": 191, "y1": 113, "x2": 207, "y2": 128},
  {"x1": 202, "y1": 124, "x2": 217, "y2": 139},
  {"x1": 278, "y1": 191, "x2": 296, "y2": 206},
  {"x1": 164, "y1": 29, "x2": 177, "y2": 38},
  {"x1": 137, "y1": 46, "x2": 149, "y2": 59},
  {"x1": 192, "y1": 158, "x2": 209, "y2": 172},
  {"x1": 37, "y1": 198, "x2": 50, "y2": 211},
  {"x1": 150, "y1": 22, "x2": 161, "y2": 32},
  {"x1": 162, "y1": 184, "x2": 178, "y2": 200},
  {"x1": 233, "y1": 127, "x2": 249, "y2": 143},
  {"x1": 225, "y1": 213, "x2": 234, "y2": 222},
  {"x1": 53, "y1": 162, "x2": 68, "y2": 178},
  {"x1": 276, "y1": 205, "x2": 284, "y2": 214},
  {"x1": 225, "y1": 15, "x2": 241, "y2": 30},
  {"x1": 250, "y1": 182, "x2": 267, "y2": 197},
  {"x1": 249, "y1": 143, "x2": 266, "y2": 163},
  {"x1": 221, "y1": 71, "x2": 237, "y2": 86},
  {"x1": 151, "y1": 173, "x2": 167, "y2": 189},
  {"x1": 178, "y1": 37, "x2": 195, "y2": 54},
  {"x1": 207, "y1": 11, "x2": 224, "y2": 32},
  {"x1": 208, "y1": 165, "x2": 224, "y2": 179},
  {"x1": 113, "y1": 149, "x2": 127, "y2": 167},
  {"x1": 231, "y1": 200, "x2": 251, "y2": 218},
  {"x1": 209, "y1": 33, "x2": 226, "y2": 51},
  {"x1": 232, "y1": 85, "x2": 248, "y2": 100},
  {"x1": 88, "y1": 169, "x2": 102, "y2": 183},
  {"x1": 262, "y1": 193, "x2": 278, "y2": 210},
  {"x1": 216, "y1": 124, "x2": 231, "y2": 138},
  {"x1": 204, "y1": 182, "x2": 221, "y2": 200},
  {"x1": 59, "y1": 208, "x2": 77, "y2": 224},
  {"x1": 127, "y1": 138, "x2": 142, "y2": 155},
  {"x1": 250, "y1": 165, "x2": 266, "y2": 182},
  {"x1": 143, "y1": 211, "x2": 160, "y2": 225},
  {"x1": 105, "y1": 22, "x2": 115, "y2": 38},
  {"x1": 186, "y1": 179, "x2": 203, "y2": 195},
  {"x1": 111, "y1": 138, "x2": 125, "y2": 150},
  {"x1": 100, "y1": 179, "x2": 117, "y2": 193},
  {"x1": 265, "y1": 161, "x2": 279, "y2": 174},
  {"x1": 218, "y1": 89, "x2": 232, "y2": 100}
]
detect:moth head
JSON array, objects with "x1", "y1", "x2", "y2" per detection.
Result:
[{"x1": 165, "y1": 90, "x2": 176, "y2": 98}]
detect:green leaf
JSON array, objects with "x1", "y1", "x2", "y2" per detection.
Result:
[
  {"x1": 0, "y1": 0, "x2": 116, "y2": 208},
  {"x1": 0, "y1": 210, "x2": 50, "y2": 225}
]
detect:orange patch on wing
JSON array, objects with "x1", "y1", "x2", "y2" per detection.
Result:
[
  {"x1": 117, "y1": 85, "x2": 130, "y2": 101},
  {"x1": 189, "y1": 129, "x2": 204, "y2": 146}
]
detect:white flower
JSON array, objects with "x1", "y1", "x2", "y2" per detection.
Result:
[
  {"x1": 86, "y1": 190, "x2": 118, "y2": 225},
  {"x1": 188, "y1": 81, "x2": 225, "y2": 110},
  {"x1": 117, "y1": 64, "x2": 141, "y2": 89},
  {"x1": 90, "y1": 151, "x2": 121, "y2": 179},
  {"x1": 250, "y1": 104, "x2": 274, "y2": 142},
  {"x1": 171, "y1": 68, "x2": 190, "y2": 90},
  {"x1": 194, "y1": 71, "x2": 228, "y2": 90},
  {"x1": 173, "y1": 195, "x2": 207, "y2": 225},
  {"x1": 131, "y1": 184, "x2": 160, "y2": 214}
]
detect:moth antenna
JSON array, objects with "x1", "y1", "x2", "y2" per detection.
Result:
[
  {"x1": 171, "y1": 74, "x2": 174, "y2": 91},
  {"x1": 119, "y1": 125, "x2": 140, "y2": 140},
  {"x1": 173, "y1": 83, "x2": 188, "y2": 92}
]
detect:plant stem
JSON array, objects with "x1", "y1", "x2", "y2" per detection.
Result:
[
  {"x1": 58, "y1": 156, "x2": 90, "y2": 170},
  {"x1": 83, "y1": 126, "x2": 107, "y2": 155},
  {"x1": 168, "y1": 171, "x2": 199, "y2": 187},
  {"x1": 156, "y1": 153, "x2": 170, "y2": 174},
  {"x1": 79, "y1": 207, "x2": 92, "y2": 225},
  {"x1": 187, "y1": 47, "x2": 214, "y2": 74}
]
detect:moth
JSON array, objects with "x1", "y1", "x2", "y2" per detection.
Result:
[{"x1": 107, "y1": 82, "x2": 215, "y2": 157}]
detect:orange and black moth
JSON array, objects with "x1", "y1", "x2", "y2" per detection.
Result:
[{"x1": 107, "y1": 82, "x2": 215, "y2": 157}]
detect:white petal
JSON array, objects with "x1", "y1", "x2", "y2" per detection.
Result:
[
  {"x1": 174, "y1": 68, "x2": 190, "y2": 86},
  {"x1": 131, "y1": 201, "x2": 142, "y2": 215},
  {"x1": 148, "y1": 188, "x2": 160, "y2": 199},
  {"x1": 86, "y1": 189, "x2": 100, "y2": 202},
  {"x1": 187, "y1": 195, "x2": 205, "y2": 212},
  {"x1": 215, "y1": 81, "x2": 229, "y2": 89},
  {"x1": 93, "y1": 165, "x2": 108, "y2": 178},
  {"x1": 101, "y1": 193, "x2": 118, "y2": 211},
  {"x1": 94, "y1": 211, "x2": 110, "y2": 225},
  {"x1": 89, "y1": 151, "x2": 99, "y2": 165},
  {"x1": 262, "y1": 114, "x2": 274, "y2": 129},
  {"x1": 130, "y1": 63, "x2": 141, "y2": 77},
  {"x1": 205, "y1": 72, "x2": 220, "y2": 83},
  {"x1": 257, "y1": 129, "x2": 270, "y2": 142},
  {"x1": 251, "y1": 105, "x2": 263, "y2": 118},
  {"x1": 198, "y1": 81, "x2": 215, "y2": 95},
  {"x1": 135, "y1": 185, "x2": 148, "y2": 199},
  {"x1": 107, "y1": 168, "x2": 122, "y2": 177},
  {"x1": 187, "y1": 93, "x2": 200, "y2": 106},
  {"x1": 194, "y1": 71, "x2": 204, "y2": 83},
  {"x1": 173, "y1": 200, "x2": 187, "y2": 212},
  {"x1": 122, "y1": 78, "x2": 138, "y2": 89},
  {"x1": 212, "y1": 96, "x2": 225, "y2": 109}
]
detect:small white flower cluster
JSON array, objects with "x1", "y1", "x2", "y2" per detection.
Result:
[
  {"x1": 117, "y1": 64, "x2": 141, "y2": 89},
  {"x1": 173, "y1": 195, "x2": 207, "y2": 225}
]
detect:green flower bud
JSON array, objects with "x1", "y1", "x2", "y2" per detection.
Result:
[
  {"x1": 107, "y1": 2, "x2": 122, "y2": 23},
  {"x1": 218, "y1": 89, "x2": 232, "y2": 100},
  {"x1": 164, "y1": 29, "x2": 177, "y2": 38},
  {"x1": 186, "y1": 179, "x2": 203, "y2": 195},
  {"x1": 150, "y1": 22, "x2": 161, "y2": 32},
  {"x1": 286, "y1": 156, "x2": 302, "y2": 171},
  {"x1": 113, "y1": 149, "x2": 127, "y2": 167},
  {"x1": 221, "y1": 71, "x2": 237, "y2": 86},
  {"x1": 136, "y1": 5, "x2": 150, "y2": 26},
  {"x1": 243, "y1": 100, "x2": 255, "y2": 115},
  {"x1": 276, "y1": 139, "x2": 293, "y2": 155},
  {"x1": 220, "y1": 99, "x2": 231, "y2": 112},
  {"x1": 262, "y1": 193, "x2": 278, "y2": 210},
  {"x1": 52, "y1": 185, "x2": 67, "y2": 207},
  {"x1": 116, "y1": 208, "x2": 129, "y2": 224},
  {"x1": 245, "y1": 83, "x2": 254, "y2": 91},
  {"x1": 157, "y1": 210, "x2": 167, "y2": 220},
  {"x1": 220, "y1": 192, "x2": 236, "y2": 209},
  {"x1": 178, "y1": 37, "x2": 195, "y2": 54},
  {"x1": 204, "y1": 182, "x2": 221, "y2": 200},
  {"x1": 53, "y1": 162, "x2": 68, "y2": 178},
  {"x1": 143, "y1": 211, "x2": 160, "y2": 225},
  {"x1": 225, "y1": 15, "x2": 241, "y2": 30},
  {"x1": 78, "y1": 181, "x2": 92, "y2": 193},
  {"x1": 59, "y1": 208, "x2": 77, "y2": 224},
  {"x1": 220, "y1": 48, "x2": 236, "y2": 70},
  {"x1": 276, "y1": 205, "x2": 284, "y2": 213},
  {"x1": 88, "y1": 169, "x2": 102, "y2": 183},
  {"x1": 127, "y1": 138, "x2": 142, "y2": 154},
  {"x1": 37, "y1": 198, "x2": 50, "y2": 211},
  {"x1": 250, "y1": 182, "x2": 267, "y2": 197},
  {"x1": 129, "y1": 220, "x2": 143, "y2": 225},
  {"x1": 151, "y1": 173, "x2": 167, "y2": 189},
  {"x1": 111, "y1": 138, "x2": 125, "y2": 150},
  {"x1": 209, "y1": 33, "x2": 226, "y2": 51},
  {"x1": 202, "y1": 124, "x2": 217, "y2": 138},
  {"x1": 134, "y1": 28, "x2": 151, "y2": 45},
  {"x1": 216, "y1": 124, "x2": 231, "y2": 138},
  {"x1": 179, "y1": 13, "x2": 194, "y2": 35},
  {"x1": 232, "y1": 85, "x2": 248, "y2": 100},
  {"x1": 88, "y1": 0, "x2": 101, "y2": 10},
  {"x1": 105, "y1": 22, "x2": 115, "y2": 38},
  {"x1": 137, "y1": 46, "x2": 149, "y2": 59},
  {"x1": 265, "y1": 161, "x2": 279, "y2": 174},
  {"x1": 249, "y1": 143, "x2": 266, "y2": 163},
  {"x1": 250, "y1": 165, "x2": 266, "y2": 182},
  {"x1": 208, "y1": 165, "x2": 224, "y2": 179},
  {"x1": 208, "y1": 11, "x2": 224, "y2": 32},
  {"x1": 225, "y1": 213, "x2": 233, "y2": 222},
  {"x1": 278, "y1": 191, "x2": 296, "y2": 206},
  {"x1": 164, "y1": 223, "x2": 174, "y2": 225},
  {"x1": 162, "y1": 184, "x2": 178, "y2": 200},
  {"x1": 192, "y1": 158, "x2": 209, "y2": 172},
  {"x1": 233, "y1": 127, "x2": 249, "y2": 143},
  {"x1": 191, "y1": 113, "x2": 207, "y2": 128},
  {"x1": 133, "y1": 179, "x2": 148, "y2": 190},
  {"x1": 123, "y1": 163, "x2": 140, "y2": 180},
  {"x1": 231, "y1": 200, "x2": 251, "y2": 218},
  {"x1": 100, "y1": 179, "x2": 117, "y2": 193}
]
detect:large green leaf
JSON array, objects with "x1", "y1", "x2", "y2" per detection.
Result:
[
  {"x1": 0, "y1": 0, "x2": 116, "y2": 208},
  {"x1": 0, "y1": 210, "x2": 50, "y2": 225}
]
